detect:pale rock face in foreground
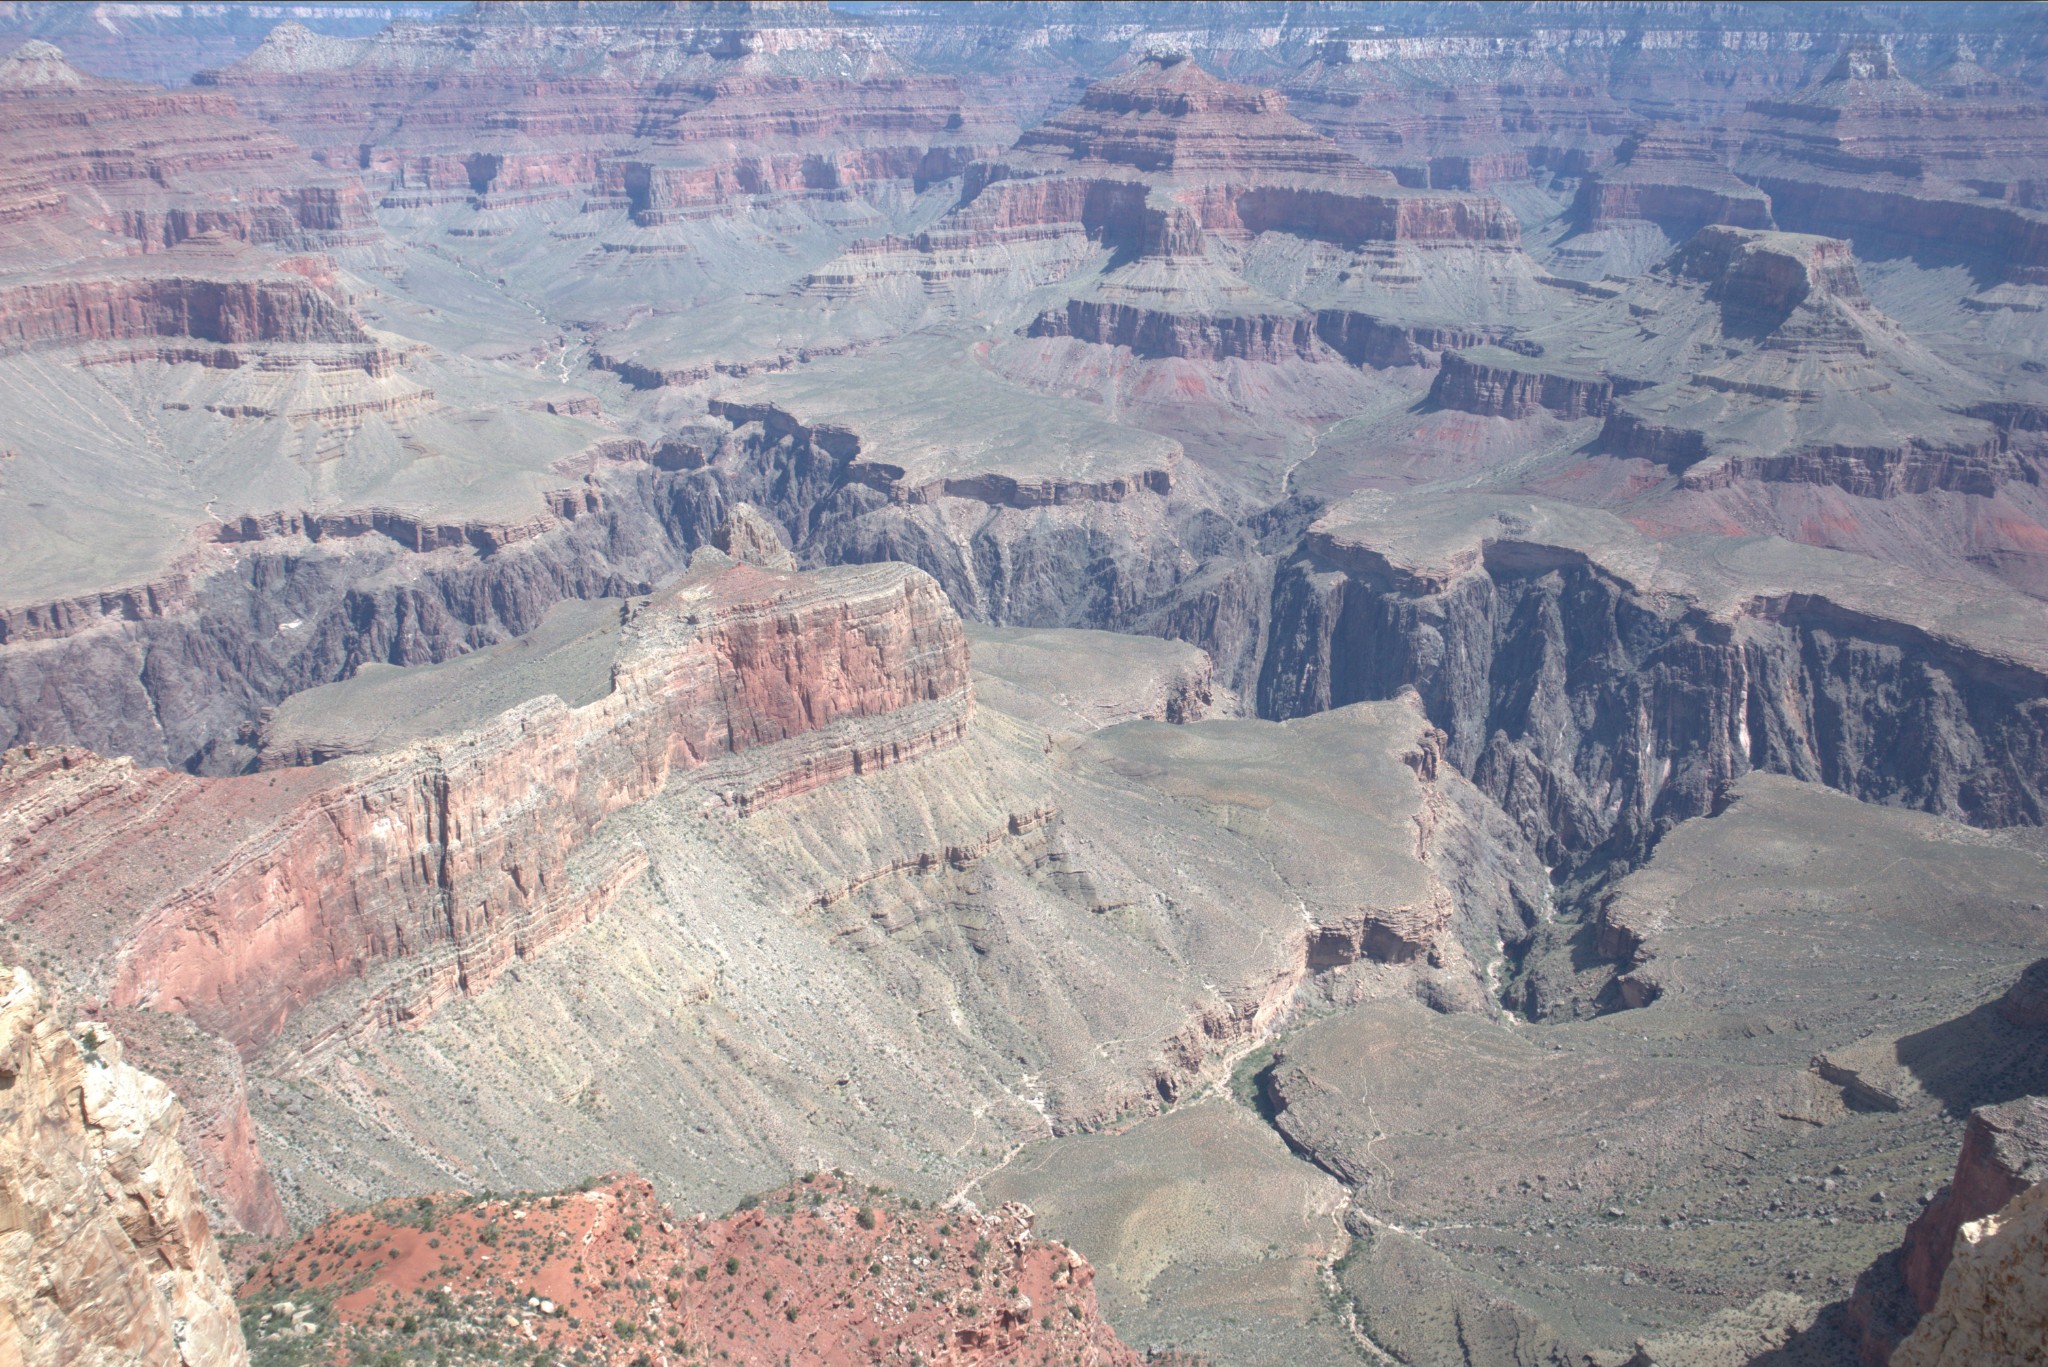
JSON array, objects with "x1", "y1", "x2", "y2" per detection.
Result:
[
  {"x1": 0, "y1": 965, "x2": 246, "y2": 1367},
  {"x1": 1891, "y1": 1179, "x2": 2048, "y2": 1367}
]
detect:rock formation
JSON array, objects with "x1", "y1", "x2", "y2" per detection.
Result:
[
  {"x1": 0, "y1": 558, "x2": 971, "y2": 1054},
  {"x1": 194, "y1": 4, "x2": 1008, "y2": 219},
  {"x1": 0, "y1": 7, "x2": 2046, "y2": 1365},
  {"x1": 0, "y1": 964, "x2": 247, "y2": 1366},
  {"x1": 1902, "y1": 1098, "x2": 2048, "y2": 1317},
  {"x1": 0, "y1": 40, "x2": 374, "y2": 253},
  {"x1": 1891, "y1": 1178, "x2": 2048, "y2": 1367},
  {"x1": 1846, "y1": 1089, "x2": 2048, "y2": 1365}
]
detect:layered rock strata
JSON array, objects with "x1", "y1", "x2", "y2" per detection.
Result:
[
  {"x1": 195, "y1": 8, "x2": 1004, "y2": 219},
  {"x1": 0, "y1": 965, "x2": 247, "y2": 1367},
  {"x1": 1431, "y1": 346, "x2": 1642, "y2": 419},
  {"x1": 0, "y1": 559, "x2": 972, "y2": 1055},
  {"x1": 958, "y1": 56, "x2": 1521, "y2": 256},
  {"x1": 0, "y1": 40, "x2": 373, "y2": 254}
]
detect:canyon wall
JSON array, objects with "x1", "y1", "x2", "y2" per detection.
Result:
[
  {"x1": 0, "y1": 561, "x2": 972, "y2": 1057},
  {"x1": 0, "y1": 966, "x2": 246, "y2": 1367},
  {"x1": 1259, "y1": 537, "x2": 2048, "y2": 876},
  {"x1": 1891, "y1": 1178, "x2": 2048, "y2": 1367},
  {"x1": 0, "y1": 271, "x2": 370, "y2": 352}
]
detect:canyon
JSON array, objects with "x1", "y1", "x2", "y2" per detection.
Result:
[{"x1": 1, "y1": 2, "x2": 2047, "y2": 1364}]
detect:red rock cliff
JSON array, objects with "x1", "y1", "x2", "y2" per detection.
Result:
[{"x1": 0, "y1": 562, "x2": 972, "y2": 1057}]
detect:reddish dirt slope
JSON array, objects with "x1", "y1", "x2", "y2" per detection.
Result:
[{"x1": 239, "y1": 1174, "x2": 1141, "y2": 1366}]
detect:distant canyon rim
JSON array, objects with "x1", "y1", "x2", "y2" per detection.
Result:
[{"x1": 1, "y1": 2, "x2": 2047, "y2": 1365}]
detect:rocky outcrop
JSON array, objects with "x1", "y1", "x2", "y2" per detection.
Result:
[
  {"x1": 1574, "y1": 133, "x2": 1774, "y2": 231},
  {"x1": 1029, "y1": 297, "x2": 1320, "y2": 363},
  {"x1": 1900, "y1": 1097, "x2": 2048, "y2": 1318},
  {"x1": 960, "y1": 57, "x2": 1520, "y2": 256},
  {"x1": 0, "y1": 965, "x2": 247, "y2": 1367},
  {"x1": 1312, "y1": 308, "x2": 1504, "y2": 367},
  {"x1": 1015, "y1": 53, "x2": 1390, "y2": 184},
  {"x1": 0, "y1": 270, "x2": 370, "y2": 352},
  {"x1": 1891, "y1": 1179, "x2": 2048, "y2": 1367},
  {"x1": 0, "y1": 561, "x2": 973, "y2": 1056},
  {"x1": 1846, "y1": 1092, "x2": 2048, "y2": 1366},
  {"x1": 1431, "y1": 348, "x2": 1639, "y2": 419},
  {"x1": 1587, "y1": 226, "x2": 2030, "y2": 498},
  {"x1": 1689, "y1": 438, "x2": 2030, "y2": 499}
]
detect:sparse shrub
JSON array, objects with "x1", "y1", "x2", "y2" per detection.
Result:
[
  {"x1": 856, "y1": 1207, "x2": 876, "y2": 1230},
  {"x1": 723, "y1": 1256, "x2": 739, "y2": 1276}
]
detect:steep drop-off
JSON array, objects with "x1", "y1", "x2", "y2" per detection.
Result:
[
  {"x1": 0, "y1": 558, "x2": 970, "y2": 1057},
  {"x1": 1259, "y1": 504, "x2": 2048, "y2": 883},
  {"x1": 0, "y1": 965, "x2": 247, "y2": 1367}
]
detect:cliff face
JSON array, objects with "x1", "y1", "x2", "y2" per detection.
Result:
[
  {"x1": 1891, "y1": 1179, "x2": 2048, "y2": 1367},
  {"x1": 0, "y1": 270, "x2": 370, "y2": 352},
  {"x1": 1030, "y1": 296, "x2": 1321, "y2": 364},
  {"x1": 0, "y1": 41, "x2": 374, "y2": 252},
  {"x1": 1431, "y1": 349, "x2": 1637, "y2": 419},
  {"x1": 0, "y1": 560, "x2": 973, "y2": 1057},
  {"x1": 0, "y1": 965, "x2": 247, "y2": 1367},
  {"x1": 1261, "y1": 532, "x2": 2048, "y2": 877},
  {"x1": 1845, "y1": 1089, "x2": 2048, "y2": 1366},
  {"x1": 1899, "y1": 1096, "x2": 2048, "y2": 1319}
]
